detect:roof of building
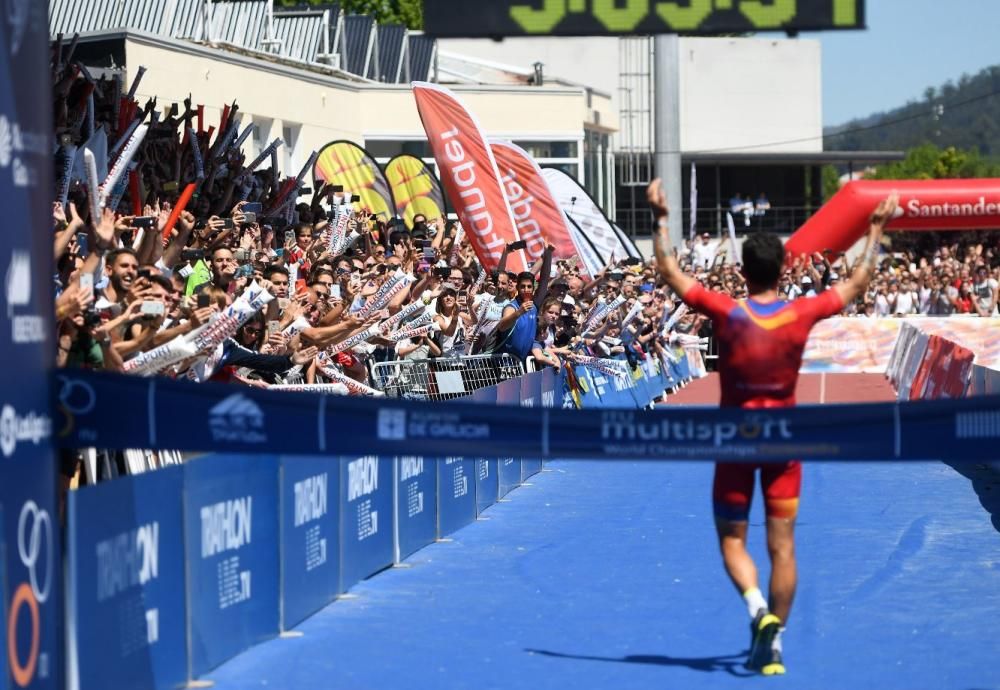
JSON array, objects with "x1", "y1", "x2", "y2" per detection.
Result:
[{"x1": 48, "y1": 0, "x2": 431, "y2": 83}]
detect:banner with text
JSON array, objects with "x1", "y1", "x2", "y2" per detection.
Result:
[
  {"x1": 437, "y1": 457, "x2": 477, "y2": 537},
  {"x1": 184, "y1": 454, "x2": 279, "y2": 677},
  {"x1": 339, "y1": 456, "x2": 394, "y2": 589},
  {"x1": 396, "y1": 456, "x2": 437, "y2": 561},
  {"x1": 412, "y1": 82, "x2": 528, "y2": 272},
  {"x1": 280, "y1": 456, "x2": 340, "y2": 630},
  {"x1": 475, "y1": 459, "x2": 498, "y2": 514},
  {"x1": 68, "y1": 467, "x2": 187, "y2": 690}
]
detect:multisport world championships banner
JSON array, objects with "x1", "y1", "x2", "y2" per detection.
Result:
[
  {"x1": 383, "y1": 154, "x2": 447, "y2": 230},
  {"x1": 313, "y1": 141, "x2": 396, "y2": 224},
  {"x1": 412, "y1": 81, "x2": 528, "y2": 273}
]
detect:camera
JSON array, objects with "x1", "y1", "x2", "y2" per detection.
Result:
[{"x1": 181, "y1": 248, "x2": 205, "y2": 262}]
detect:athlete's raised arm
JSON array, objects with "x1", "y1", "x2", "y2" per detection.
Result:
[
  {"x1": 648, "y1": 179, "x2": 697, "y2": 298},
  {"x1": 835, "y1": 192, "x2": 899, "y2": 305}
]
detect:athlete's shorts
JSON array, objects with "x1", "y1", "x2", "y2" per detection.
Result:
[{"x1": 712, "y1": 461, "x2": 801, "y2": 522}]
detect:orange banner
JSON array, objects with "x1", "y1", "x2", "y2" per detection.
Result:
[
  {"x1": 412, "y1": 82, "x2": 527, "y2": 273},
  {"x1": 490, "y1": 140, "x2": 585, "y2": 273}
]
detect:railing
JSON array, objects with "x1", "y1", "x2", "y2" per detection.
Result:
[{"x1": 370, "y1": 353, "x2": 525, "y2": 401}]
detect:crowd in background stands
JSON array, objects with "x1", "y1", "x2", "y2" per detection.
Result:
[
  {"x1": 51, "y1": 55, "x2": 1000, "y2": 400},
  {"x1": 681, "y1": 230, "x2": 1000, "y2": 317}
]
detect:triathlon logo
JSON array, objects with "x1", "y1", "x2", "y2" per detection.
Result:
[
  {"x1": 377, "y1": 408, "x2": 407, "y2": 440},
  {"x1": 209, "y1": 393, "x2": 267, "y2": 443}
]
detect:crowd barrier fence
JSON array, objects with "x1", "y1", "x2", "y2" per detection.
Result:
[{"x1": 62, "y1": 354, "x2": 685, "y2": 689}]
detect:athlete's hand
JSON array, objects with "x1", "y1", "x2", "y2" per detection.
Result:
[
  {"x1": 647, "y1": 179, "x2": 669, "y2": 220},
  {"x1": 870, "y1": 192, "x2": 900, "y2": 227}
]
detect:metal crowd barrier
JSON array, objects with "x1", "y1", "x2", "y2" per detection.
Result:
[{"x1": 371, "y1": 353, "x2": 525, "y2": 401}]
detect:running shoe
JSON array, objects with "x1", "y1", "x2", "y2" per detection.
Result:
[{"x1": 747, "y1": 613, "x2": 785, "y2": 675}]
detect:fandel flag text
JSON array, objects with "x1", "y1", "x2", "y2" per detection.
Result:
[
  {"x1": 490, "y1": 140, "x2": 593, "y2": 277},
  {"x1": 412, "y1": 82, "x2": 527, "y2": 272}
]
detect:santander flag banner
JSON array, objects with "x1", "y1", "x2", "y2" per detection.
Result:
[
  {"x1": 412, "y1": 82, "x2": 528, "y2": 272},
  {"x1": 490, "y1": 140, "x2": 594, "y2": 274},
  {"x1": 787, "y1": 179, "x2": 1000, "y2": 256}
]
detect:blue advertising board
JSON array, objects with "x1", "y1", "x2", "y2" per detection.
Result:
[
  {"x1": 280, "y1": 456, "x2": 340, "y2": 630},
  {"x1": 519, "y1": 374, "x2": 543, "y2": 480},
  {"x1": 396, "y1": 456, "x2": 436, "y2": 560},
  {"x1": 184, "y1": 454, "x2": 280, "y2": 677},
  {"x1": 67, "y1": 467, "x2": 187, "y2": 690},
  {"x1": 340, "y1": 456, "x2": 394, "y2": 589},
  {"x1": 474, "y1": 459, "x2": 498, "y2": 514},
  {"x1": 498, "y1": 457, "x2": 521, "y2": 498},
  {"x1": 0, "y1": 1, "x2": 57, "y2": 686},
  {"x1": 437, "y1": 457, "x2": 477, "y2": 537}
]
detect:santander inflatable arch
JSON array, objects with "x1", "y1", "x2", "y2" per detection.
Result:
[{"x1": 785, "y1": 179, "x2": 1000, "y2": 256}]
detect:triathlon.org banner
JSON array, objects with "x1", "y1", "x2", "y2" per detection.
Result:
[
  {"x1": 437, "y1": 457, "x2": 477, "y2": 538},
  {"x1": 55, "y1": 370, "x2": 1000, "y2": 462},
  {"x1": 67, "y1": 467, "x2": 187, "y2": 690},
  {"x1": 474, "y1": 458, "x2": 498, "y2": 514},
  {"x1": 495, "y1": 378, "x2": 522, "y2": 495},
  {"x1": 280, "y1": 456, "x2": 341, "y2": 630},
  {"x1": 339, "y1": 456, "x2": 393, "y2": 590},
  {"x1": 396, "y1": 456, "x2": 436, "y2": 561},
  {"x1": 183, "y1": 454, "x2": 280, "y2": 677}
]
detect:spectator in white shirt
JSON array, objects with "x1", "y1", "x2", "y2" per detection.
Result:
[{"x1": 691, "y1": 232, "x2": 716, "y2": 270}]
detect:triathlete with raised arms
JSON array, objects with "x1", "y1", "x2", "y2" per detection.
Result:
[{"x1": 648, "y1": 178, "x2": 898, "y2": 675}]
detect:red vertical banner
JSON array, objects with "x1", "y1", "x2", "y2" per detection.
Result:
[
  {"x1": 412, "y1": 82, "x2": 527, "y2": 273},
  {"x1": 490, "y1": 140, "x2": 589, "y2": 275}
]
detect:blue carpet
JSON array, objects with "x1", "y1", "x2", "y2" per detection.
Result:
[{"x1": 207, "y1": 460, "x2": 1000, "y2": 689}]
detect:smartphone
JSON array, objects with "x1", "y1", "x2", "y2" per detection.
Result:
[
  {"x1": 331, "y1": 284, "x2": 342, "y2": 300},
  {"x1": 132, "y1": 216, "x2": 155, "y2": 229},
  {"x1": 423, "y1": 246, "x2": 435, "y2": 259},
  {"x1": 79, "y1": 273, "x2": 94, "y2": 294},
  {"x1": 624, "y1": 256, "x2": 641, "y2": 266},
  {"x1": 242, "y1": 212, "x2": 257, "y2": 224},
  {"x1": 609, "y1": 272, "x2": 624, "y2": 281},
  {"x1": 222, "y1": 218, "x2": 235, "y2": 229},
  {"x1": 277, "y1": 297, "x2": 290, "y2": 310},
  {"x1": 267, "y1": 321, "x2": 281, "y2": 336},
  {"x1": 243, "y1": 202, "x2": 262, "y2": 214},
  {"x1": 76, "y1": 232, "x2": 89, "y2": 256},
  {"x1": 181, "y1": 248, "x2": 205, "y2": 262},
  {"x1": 137, "y1": 267, "x2": 153, "y2": 281},
  {"x1": 331, "y1": 185, "x2": 344, "y2": 194},
  {"x1": 285, "y1": 229, "x2": 296, "y2": 245},
  {"x1": 507, "y1": 240, "x2": 527, "y2": 251},
  {"x1": 162, "y1": 181, "x2": 179, "y2": 192},
  {"x1": 351, "y1": 194, "x2": 361, "y2": 203},
  {"x1": 434, "y1": 267, "x2": 450, "y2": 278},
  {"x1": 197, "y1": 293, "x2": 211, "y2": 309},
  {"x1": 140, "y1": 301, "x2": 164, "y2": 317}
]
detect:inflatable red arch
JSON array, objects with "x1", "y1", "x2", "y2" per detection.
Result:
[{"x1": 785, "y1": 179, "x2": 1000, "y2": 256}]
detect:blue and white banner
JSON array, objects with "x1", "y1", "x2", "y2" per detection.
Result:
[
  {"x1": 280, "y1": 456, "x2": 340, "y2": 630},
  {"x1": 396, "y1": 456, "x2": 436, "y2": 560},
  {"x1": 519, "y1": 374, "x2": 543, "y2": 479},
  {"x1": 184, "y1": 454, "x2": 280, "y2": 677},
  {"x1": 339, "y1": 456, "x2": 393, "y2": 589},
  {"x1": 67, "y1": 467, "x2": 187, "y2": 690},
  {"x1": 498, "y1": 458, "x2": 521, "y2": 498},
  {"x1": 437, "y1": 457, "x2": 477, "y2": 537},
  {"x1": 55, "y1": 370, "x2": 1000, "y2": 462},
  {"x1": 474, "y1": 459, "x2": 498, "y2": 514}
]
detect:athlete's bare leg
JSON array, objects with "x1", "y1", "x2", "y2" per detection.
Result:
[
  {"x1": 715, "y1": 518, "x2": 759, "y2": 594},
  {"x1": 765, "y1": 517, "x2": 796, "y2": 623}
]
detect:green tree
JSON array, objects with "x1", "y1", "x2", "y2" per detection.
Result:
[
  {"x1": 273, "y1": 0, "x2": 423, "y2": 29},
  {"x1": 865, "y1": 143, "x2": 1000, "y2": 181}
]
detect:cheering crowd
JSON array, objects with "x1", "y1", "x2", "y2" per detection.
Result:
[{"x1": 51, "y1": 56, "x2": 1000, "y2": 400}]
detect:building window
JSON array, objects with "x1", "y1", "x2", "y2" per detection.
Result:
[{"x1": 252, "y1": 116, "x2": 273, "y2": 160}]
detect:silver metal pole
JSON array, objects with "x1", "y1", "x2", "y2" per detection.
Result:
[{"x1": 653, "y1": 35, "x2": 682, "y2": 249}]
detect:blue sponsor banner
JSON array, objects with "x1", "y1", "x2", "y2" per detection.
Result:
[
  {"x1": 540, "y1": 368, "x2": 558, "y2": 409},
  {"x1": 68, "y1": 467, "x2": 187, "y2": 690},
  {"x1": 474, "y1": 459, "x2": 498, "y2": 514},
  {"x1": 520, "y1": 375, "x2": 543, "y2": 479},
  {"x1": 280, "y1": 456, "x2": 340, "y2": 630},
  {"x1": 340, "y1": 456, "x2": 394, "y2": 589},
  {"x1": 471, "y1": 385, "x2": 497, "y2": 404},
  {"x1": 396, "y1": 456, "x2": 436, "y2": 560},
  {"x1": 577, "y1": 367, "x2": 605, "y2": 409},
  {"x1": 1, "y1": 2, "x2": 58, "y2": 685},
  {"x1": 498, "y1": 458, "x2": 521, "y2": 497},
  {"x1": 437, "y1": 458, "x2": 477, "y2": 537},
  {"x1": 184, "y1": 454, "x2": 280, "y2": 677}
]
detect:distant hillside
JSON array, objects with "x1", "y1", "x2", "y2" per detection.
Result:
[{"x1": 824, "y1": 65, "x2": 1000, "y2": 158}]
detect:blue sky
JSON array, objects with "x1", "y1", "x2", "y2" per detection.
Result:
[{"x1": 766, "y1": 0, "x2": 1000, "y2": 126}]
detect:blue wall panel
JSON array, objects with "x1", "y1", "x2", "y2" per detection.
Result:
[
  {"x1": 396, "y1": 456, "x2": 436, "y2": 560},
  {"x1": 340, "y1": 456, "x2": 394, "y2": 589}
]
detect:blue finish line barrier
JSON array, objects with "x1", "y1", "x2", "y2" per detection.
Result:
[{"x1": 58, "y1": 368, "x2": 1000, "y2": 462}]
